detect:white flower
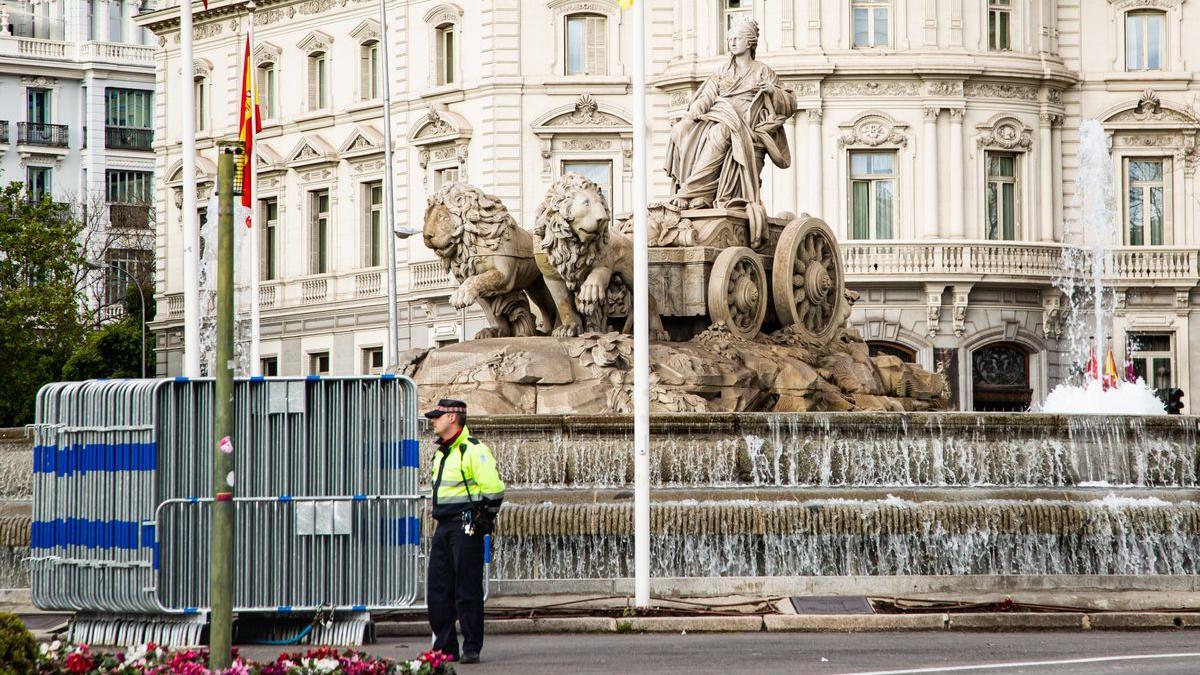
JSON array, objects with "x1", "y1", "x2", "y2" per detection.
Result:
[
  {"x1": 39, "y1": 643, "x2": 48, "y2": 655},
  {"x1": 408, "y1": 659, "x2": 424, "y2": 672},
  {"x1": 50, "y1": 640, "x2": 62, "y2": 651},
  {"x1": 314, "y1": 657, "x2": 340, "y2": 673}
]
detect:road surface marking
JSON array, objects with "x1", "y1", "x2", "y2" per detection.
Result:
[{"x1": 834, "y1": 651, "x2": 1200, "y2": 675}]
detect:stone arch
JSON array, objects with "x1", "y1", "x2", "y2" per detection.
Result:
[{"x1": 961, "y1": 327, "x2": 1048, "y2": 412}]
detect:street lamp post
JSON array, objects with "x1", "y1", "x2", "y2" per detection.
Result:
[{"x1": 91, "y1": 260, "x2": 147, "y2": 378}]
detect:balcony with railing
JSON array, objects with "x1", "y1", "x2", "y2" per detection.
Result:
[
  {"x1": 410, "y1": 260, "x2": 455, "y2": 292},
  {"x1": 79, "y1": 41, "x2": 155, "y2": 66},
  {"x1": 108, "y1": 203, "x2": 152, "y2": 229},
  {"x1": 17, "y1": 122, "x2": 69, "y2": 147},
  {"x1": 842, "y1": 241, "x2": 1200, "y2": 286},
  {"x1": 0, "y1": 121, "x2": 7, "y2": 144},
  {"x1": 105, "y1": 126, "x2": 153, "y2": 151}
]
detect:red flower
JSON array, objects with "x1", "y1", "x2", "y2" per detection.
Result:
[{"x1": 64, "y1": 650, "x2": 94, "y2": 674}]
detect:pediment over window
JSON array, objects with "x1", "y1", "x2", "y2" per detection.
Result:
[
  {"x1": 254, "y1": 42, "x2": 281, "y2": 66},
  {"x1": 255, "y1": 142, "x2": 285, "y2": 175},
  {"x1": 193, "y1": 58, "x2": 213, "y2": 78},
  {"x1": 166, "y1": 156, "x2": 218, "y2": 184},
  {"x1": 339, "y1": 125, "x2": 384, "y2": 158},
  {"x1": 298, "y1": 30, "x2": 333, "y2": 55},
  {"x1": 1107, "y1": 0, "x2": 1183, "y2": 9},
  {"x1": 350, "y1": 19, "x2": 381, "y2": 44},
  {"x1": 531, "y1": 95, "x2": 631, "y2": 133},
  {"x1": 286, "y1": 134, "x2": 337, "y2": 167},
  {"x1": 1099, "y1": 90, "x2": 1200, "y2": 128},
  {"x1": 976, "y1": 114, "x2": 1033, "y2": 151},
  {"x1": 409, "y1": 107, "x2": 472, "y2": 145},
  {"x1": 838, "y1": 110, "x2": 909, "y2": 147},
  {"x1": 423, "y1": 2, "x2": 464, "y2": 26}
]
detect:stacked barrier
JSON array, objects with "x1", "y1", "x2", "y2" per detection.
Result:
[{"x1": 29, "y1": 376, "x2": 422, "y2": 630}]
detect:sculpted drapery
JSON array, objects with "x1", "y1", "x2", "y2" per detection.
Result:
[{"x1": 664, "y1": 20, "x2": 795, "y2": 246}]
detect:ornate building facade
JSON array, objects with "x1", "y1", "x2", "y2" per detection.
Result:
[{"x1": 142, "y1": 0, "x2": 1200, "y2": 411}]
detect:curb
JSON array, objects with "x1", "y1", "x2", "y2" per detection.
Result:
[
  {"x1": 619, "y1": 616, "x2": 765, "y2": 633},
  {"x1": 766, "y1": 614, "x2": 947, "y2": 632}
]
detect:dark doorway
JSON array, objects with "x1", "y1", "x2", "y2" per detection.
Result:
[
  {"x1": 972, "y1": 342, "x2": 1032, "y2": 412},
  {"x1": 868, "y1": 341, "x2": 916, "y2": 363}
]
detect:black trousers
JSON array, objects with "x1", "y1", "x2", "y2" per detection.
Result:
[{"x1": 427, "y1": 517, "x2": 485, "y2": 658}]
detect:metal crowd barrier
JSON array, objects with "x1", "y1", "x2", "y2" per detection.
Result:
[{"x1": 29, "y1": 376, "x2": 423, "y2": 623}]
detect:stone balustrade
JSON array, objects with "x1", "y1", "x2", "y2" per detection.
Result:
[
  {"x1": 410, "y1": 260, "x2": 454, "y2": 291},
  {"x1": 843, "y1": 241, "x2": 1200, "y2": 285},
  {"x1": 79, "y1": 41, "x2": 154, "y2": 65}
]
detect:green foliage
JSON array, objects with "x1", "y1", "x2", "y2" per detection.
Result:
[
  {"x1": 62, "y1": 320, "x2": 153, "y2": 381},
  {"x1": 0, "y1": 183, "x2": 86, "y2": 426},
  {"x1": 0, "y1": 611, "x2": 37, "y2": 675}
]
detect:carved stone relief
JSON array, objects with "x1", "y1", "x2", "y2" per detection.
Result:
[
  {"x1": 839, "y1": 114, "x2": 909, "y2": 147},
  {"x1": 824, "y1": 80, "x2": 920, "y2": 97},
  {"x1": 964, "y1": 83, "x2": 1037, "y2": 101},
  {"x1": 977, "y1": 118, "x2": 1033, "y2": 150}
]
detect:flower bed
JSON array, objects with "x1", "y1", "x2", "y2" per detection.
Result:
[{"x1": 35, "y1": 641, "x2": 457, "y2": 675}]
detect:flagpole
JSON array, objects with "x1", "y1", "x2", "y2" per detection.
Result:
[
  {"x1": 629, "y1": 0, "x2": 651, "y2": 609},
  {"x1": 247, "y1": 1, "x2": 261, "y2": 376},
  {"x1": 181, "y1": 0, "x2": 200, "y2": 376},
  {"x1": 379, "y1": 0, "x2": 399, "y2": 368}
]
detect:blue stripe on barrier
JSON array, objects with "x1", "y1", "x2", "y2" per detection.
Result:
[
  {"x1": 153, "y1": 543, "x2": 160, "y2": 570},
  {"x1": 352, "y1": 604, "x2": 367, "y2": 612},
  {"x1": 32, "y1": 519, "x2": 157, "y2": 550},
  {"x1": 383, "y1": 517, "x2": 422, "y2": 547},
  {"x1": 36, "y1": 442, "x2": 156, "y2": 476},
  {"x1": 278, "y1": 495, "x2": 292, "y2": 502},
  {"x1": 278, "y1": 606, "x2": 293, "y2": 613},
  {"x1": 174, "y1": 376, "x2": 190, "y2": 383},
  {"x1": 184, "y1": 607, "x2": 198, "y2": 615},
  {"x1": 306, "y1": 375, "x2": 321, "y2": 382},
  {"x1": 484, "y1": 534, "x2": 492, "y2": 564},
  {"x1": 250, "y1": 375, "x2": 265, "y2": 382},
  {"x1": 402, "y1": 439, "x2": 420, "y2": 468},
  {"x1": 353, "y1": 494, "x2": 366, "y2": 501},
  {"x1": 381, "y1": 373, "x2": 396, "y2": 380}
]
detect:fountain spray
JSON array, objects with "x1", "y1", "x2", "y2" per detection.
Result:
[{"x1": 1075, "y1": 120, "x2": 1118, "y2": 370}]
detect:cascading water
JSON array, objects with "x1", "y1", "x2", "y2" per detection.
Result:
[{"x1": 1043, "y1": 120, "x2": 1165, "y2": 414}]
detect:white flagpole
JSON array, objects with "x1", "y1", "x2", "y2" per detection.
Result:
[
  {"x1": 379, "y1": 0, "x2": 400, "y2": 367},
  {"x1": 247, "y1": 1, "x2": 261, "y2": 376},
  {"x1": 181, "y1": 0, "x2": 200, "y2": 376},
  {"x1": 630, "y1": 0, "x2": 651, "y2": 609}
]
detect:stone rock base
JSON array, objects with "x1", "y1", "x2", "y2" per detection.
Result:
[{"x1": 397, "y1": 325, "x2": 949, "y2": 415}]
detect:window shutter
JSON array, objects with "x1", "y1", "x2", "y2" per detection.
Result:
[
  {"x1": 360, "y1": 187, "x2": 371, "y2": 267},
  {"x1": 309, "y1": 198, "x2": 319, "y2": 274},
  {"x1": 436, "y1": 30, "x2": 446, "y2": 85},
  {"x1": 587, "y1": 16, "x2": 606, "y2": 75}
]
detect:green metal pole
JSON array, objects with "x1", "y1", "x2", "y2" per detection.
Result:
[{"x1": 210, "y1": 143, "x2": 238, "y2": 670}]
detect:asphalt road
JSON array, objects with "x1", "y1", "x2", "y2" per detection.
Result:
[{"x1": 237, "y1": 631, "x2": 1200, "y2": 674}]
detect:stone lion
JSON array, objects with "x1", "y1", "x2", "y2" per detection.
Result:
[
  {"x1": 532, "y1": 173, "x2": 666, "y2": 339},
  {"x1": 423, "y1": 182, "x2": 557, "y2": 338}
]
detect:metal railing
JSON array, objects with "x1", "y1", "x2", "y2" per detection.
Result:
[
  {"x1": 108, "y1": 203, "x2": 152, "y2": 229},
  {"x1": 0, "y1": 121, "x2": 8, "y2": 144},
  {"x1": 17, "y1": 122, "x2": 69, "y2": 147},
  {"x1": 105, "y1": 126, "x2": 153, "y2": 151}
]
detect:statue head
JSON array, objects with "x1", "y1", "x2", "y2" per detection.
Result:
[
  {"x1": 534, "y1": 173, "x2": 611, "y2": 291},
  {"x1": 727, "y1": 19, "x2": 759, "y2": 59},
  {"x1": 423, "y1": 181, "x2": 518, "y2": 278}
]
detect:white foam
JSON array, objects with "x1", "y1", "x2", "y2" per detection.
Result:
[{"x1": 1040, "y1": 378, "x2": 1166, "y2": 415}]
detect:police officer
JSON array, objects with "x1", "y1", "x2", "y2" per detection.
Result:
[{"x1": 424, "y1": 398, "x2": 505, "y2": 665}]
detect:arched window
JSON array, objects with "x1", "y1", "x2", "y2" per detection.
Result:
[
  {"x1": 360, "y1": 40, "x2": 380, "y2": 100},
  {"x1": 257, "y1": 62, "x2": 276, "y2": 119},
  {"x1": 308, "y1": 51, "x2": 328, "y2": 110},
  {"x1": 971, "y1": 342, "x2": 1031, "y2": 412},
  {"x1": 435, "y1": 23, "x2": 456, "y2": 85},
  {"x1": 565, "y1": 13, "x2": 607, "y2": 75},
  {"x1": 868, "y1": 341, "x2": 916, "y2": 363}
]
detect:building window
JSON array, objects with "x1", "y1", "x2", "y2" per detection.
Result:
[
  {"x1": 985, "y1": 152, "x2": 1017, "y2": 241},
  {"x1": 868, "y1": 341, "x2": 916, "y2": 363},
  {"x1": 309, "y1": 189, "x2": 330, "y2": 274},
  {"x1": 1124, "y1": 158, "x2": 1168, "y2": 246},
  {"x1": 105, "y1": 88, "x2": 152, "y2": 128},
  {"x1": 106, "y1": 170, "x2": 152, "y2": 228},
  {"x1": 260, "y1": 356, "x2": 279, "y2": 376},
  {"x1": 308, "y1": 51, "x2": 328, "y2": 110},
  {"x1": 988, "y1": 0, "x2": 1011, "y2": 51},
  {"x1": 308, "y1": 351, "x2": 330, "y2": 376},
  {"x1": 360, "y1": 41, "x2": 379, "y2": 100},
  {"x1": 562, "y1": 160, "x2": 613, "y2": 209},
  {"x1": 852, "y1": 0, "x2": 890, "y2": 48},
  {"x1": 435, "y1": 23, "x2": 456, "y2": 85},
  {"x1": 363, "y1": 182, "x2": 383, "y2": 267},
  {"x1": 27, "y1": 88, "x2": 50, "y2": 124},
  {"x1": 433, "y1": 167, "x2": 460, "y2": 191},
  {"x1": 972, "y1": 342, "x2": 1032, "y2": 412},
  {"x1": 849, "y1": 151, "x2": 895, "y2": 239},
  {"x1": 104, "y1": 248, "x2": 153, "y2": 307},
  {"x1": 362, "y1": 347, "x2": 384, "y2": 375},
  {"x1": 261, "y1": 198, "x2": 278, "y2": 280},
  {"x1": 194, "y1": 77, "x2": 208, "y2": 131},
  {"x1": 566, "y1": 13, "x2": 607, "y2": 75},
  {"x1": 720, "y1": 0, "x2": 753, "y2": 51},
  {"x1": 1126, "y1": 11, "x2": 1165, "y2": 71},
  {"x1": 107, "y1": 0, "x2": 122, "y2": 42},
  {"x1": 26, "y1": 166, "x2": 52, "y2": 200},
  {"x1": 257, "y1": 63, "x2": 276, "y2": 119},
  {"x1": 1128, "y1": 333, "x2": 1173, "y2": 393}
]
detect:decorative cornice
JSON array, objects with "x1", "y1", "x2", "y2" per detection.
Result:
[
  {"x1": 964, "y1": 82, "x2": 1038, "y2": 101},
  {"x1": 298, "y1": 29, "x2": 333, "y2": 55},
  {"x1": 977, "y1": 116, "x2": 1033, "y2": 150},
  {"x1": 839, "y1": 111, "x2": 909, "y2": 148},
  {"x1": 350, "y1": 18, "x2": 381, "y2": 44},
  {"x1": 1108, "y1": 0, "x2": 1184, "y2": 10},
  {"x1": 253, "y1": 41, "x2": 281, "y2": 66},
  {"x1": 423, "y1": 2, "x2": 464, "y2": 26},
  {"x1": 824, "y1": 80, "x2": 920, "y2": 97}
]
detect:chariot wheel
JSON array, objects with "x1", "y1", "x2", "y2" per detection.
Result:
[
  {"x1": 772, "y1": 216, "x2": 846, "y2": 343},
  {"x1": 708, "y1": 246, "x2": 768, "y2": 340}
]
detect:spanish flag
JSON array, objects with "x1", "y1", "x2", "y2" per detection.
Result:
[
  {"x1": 1102, "y1": 349, "x2": 1120, "y2": 390},
  {"x1": 237, "y1": 35, "x2": 261, "y2": 212}
]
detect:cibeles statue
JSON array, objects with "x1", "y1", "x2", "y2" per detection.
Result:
[{"x1": 664, "y1": 19, "x2": 795, "y2": 249}]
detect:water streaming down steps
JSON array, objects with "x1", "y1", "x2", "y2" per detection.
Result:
[{"x1": 462, "y1": 413, "x2": 1200, "y2": 581}]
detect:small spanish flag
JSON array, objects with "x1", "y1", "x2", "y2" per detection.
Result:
[
  {"x1": 237, "y1": 36, "x2": 262, "y2": 212},
  {"x1": 1102, "y1": 349, "x2": 1120, "y2": 390}
]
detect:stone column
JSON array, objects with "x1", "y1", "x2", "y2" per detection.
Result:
[
  {"x1": 923, "y1": 106, "x2": 940, "y2": 238},
  {"x1": 948, "y1": 108, "x2": 965, "y2": 238},
  {"x1": 781, "y1": 114, "x2": 798, "y2": 213},
  {"x1": 807, "y1": 108, "x2": 823, "y2": 216},
  {"x1": 1051, "y1": 117, "x2": 1063, "y2": 242},
  {"x1": 93, "y1": 0, "x2": 108, "y2": 42},
  {"x1": 1039, "y1": 113, "x2": 1054, "y2": 242}
]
